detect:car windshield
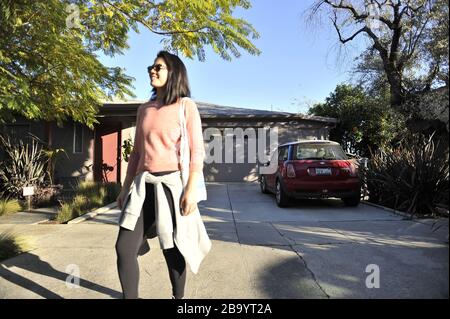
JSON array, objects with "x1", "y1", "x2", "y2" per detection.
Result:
[{"x1": 293, "y1": 144, "x2": 348, "y2": 160}]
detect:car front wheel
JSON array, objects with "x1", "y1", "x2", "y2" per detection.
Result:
[{"x1": 275, "y1": 179, "x2": 290, "y2": 207}]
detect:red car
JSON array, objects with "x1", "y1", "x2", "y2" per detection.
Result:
[{"x1": 259, "y1": 140, "x2": 361, "y2": 207}]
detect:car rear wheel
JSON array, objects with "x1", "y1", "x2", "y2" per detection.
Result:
[
  {"x1": 342, "y1": 196, "x2": 360, "y2": 207},
  {"x1": 260, "y1": 176, "x2": 269, "y2": 194},
  {"x1": 276, "y1": 179, "x2": 290, "y2": 207}
]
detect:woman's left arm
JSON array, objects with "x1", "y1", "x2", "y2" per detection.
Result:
[
  {"x1": 180, "y1": 171, "x2": 201, "y2": 216},
  {"x1": 180, "y1": 99, "x2": 205, "y2": 216}
]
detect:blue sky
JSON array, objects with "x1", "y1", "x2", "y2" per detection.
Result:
[{"x1": 98, "y1": 0, "x2": 365, "y2": 114}]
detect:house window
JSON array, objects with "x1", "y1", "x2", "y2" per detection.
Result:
[{"x1": 73, "y1": 123, "x2": 83, "y2": 153}]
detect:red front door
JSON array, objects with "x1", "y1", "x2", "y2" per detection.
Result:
[{"x1": 94, "y1": 123, "x2": 121, "y2": 183}]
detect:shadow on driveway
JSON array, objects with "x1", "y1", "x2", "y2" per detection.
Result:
[{"x1": 0, "y1": 252, "x2": 122, "y2": 299}]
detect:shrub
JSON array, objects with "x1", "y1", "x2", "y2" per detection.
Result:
[
  {"x1": 0, "y1": 232, "x2": 34, "y2": 261},
  {"x1": 55, "y1": 195, "x2": 89, "y2": 223},
  {"x1": 367, "y1": 132, "x2": 449, "y2": 217},
  {"x1": 0, "y1": 198, "x2": 22, "y2": 216},
  {"x1": 71, "y1": 195, "x2": 89, "y2": 215},
  {"x1": 76, "y1": 181, "x2": 106, "y2": 207},
  {"x1": 56, "y1": 202, "x2": 79, "y2": 223},
  {"x1": 32, "y1": 184, "x2": 64, "y2": 207}
]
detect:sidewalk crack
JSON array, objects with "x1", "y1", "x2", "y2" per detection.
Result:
[
  {"x1": 295, "y1": 249, "x2": 330, "y2": 298},
  {"x1": 270, "y1": 223, "x2": 330, "y2": 298},
  {"x1": 226, "y1": 184, "x2": 241, "y2": 244}
]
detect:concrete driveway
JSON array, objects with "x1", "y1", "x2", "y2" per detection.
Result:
[{"x1": 0, "y1": 182, "x2": 448, "y2": 299}]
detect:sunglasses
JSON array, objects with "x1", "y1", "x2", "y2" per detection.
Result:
[{"x1": 147, "y1": 64, "x2": 167, "y2": 73}]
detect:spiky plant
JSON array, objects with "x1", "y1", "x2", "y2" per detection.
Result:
[
  {"x1": 367, "y1": 132, "x2": 449, "y2": 217},
  {"x1": 0, "y1": 134, "x2": 47, "y2": 199}
]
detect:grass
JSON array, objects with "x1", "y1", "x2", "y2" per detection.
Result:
[
  {"x1": 55, "y1": 181, "x2": 121, "y2": 223},
  {"x1": 55, "y1": 202, "x2": 79, "y2": 223},
  {"x1": 0, "y1": 232, "x2": 34, "y2": 262},
  {"x1": 0, "y1": 198, "x2": 22, "y2": 217}
]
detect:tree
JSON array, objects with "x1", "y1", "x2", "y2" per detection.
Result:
[
  {"x1": 308, "y1": 84, "x2": 405, "y2": 156},
  {"x1": 309, "y1": 0, "x2": 448, "y2": 108},
  {"x1": 0, "y1": 0, "x2": 260, "y2": 128}
]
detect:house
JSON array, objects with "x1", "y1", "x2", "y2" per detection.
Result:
[{"x1": 0, "y1": 100, "x2": 337, "y2": 187}]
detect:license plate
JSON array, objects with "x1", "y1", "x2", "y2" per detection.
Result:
[{"x1": 316, "y1": 168, "x2": 332, "y2": 175}]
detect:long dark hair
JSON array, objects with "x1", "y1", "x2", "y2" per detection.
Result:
[{"x1": 150, "y1": 51, "x2": 191, "y2": 105}]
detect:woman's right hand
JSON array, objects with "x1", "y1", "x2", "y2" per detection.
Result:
[
  {"x1": 116, "y1": 190, "x2": 128, "y2": 210},
  {"x1": 118, "y1": 175, "x2": 134, "y2": 210}
]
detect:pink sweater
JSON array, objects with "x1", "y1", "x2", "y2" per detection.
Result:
[{"x1": 126, "y1": 97, "x2": 205, "y2": 177}]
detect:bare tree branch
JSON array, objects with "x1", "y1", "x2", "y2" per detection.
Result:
[
  {"x1": 363, "y1": 26, "x2": 389, "y2": 61},
  {"x1": 400, "y1": 0, "x2": 430, "y2": 19},
  {"x1": 326, "y1": 0, "x2": 397, "y2": 30},
  {"x1": 328, "y1": 6, "x2": 389, "y2": 60},
  {"x1": 389, "y1": 3, "x2": 403, "y2": 64},
  {"x1": 410, "y1": 17, "x2": 430, "y2": 53},
  {"x1": 331, "y1": 17, "x2": 367, "y2": 43},
  {"x1": 409, "y1": 0, "x2": 429, "y2": 13},
  {"x1": 323, "y1": 0, "x2": 369, "y2": 20},
  {"x1": 423, "y1": 63, "x2": 440, "y2": 92}
]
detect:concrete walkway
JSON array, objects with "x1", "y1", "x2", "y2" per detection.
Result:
[
  {"x1": 0, "y1": 206, "x2": 59, "y2": 225},
  {"x1": 0, "y1": 183, "x2": 448, "y2": 298}
]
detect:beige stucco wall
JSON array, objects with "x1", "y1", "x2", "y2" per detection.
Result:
[{"x1": 202, "y1": 122, "x2": 330, "y2": 182}]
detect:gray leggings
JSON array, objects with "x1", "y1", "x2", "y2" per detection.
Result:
[{"x1": 115, "y1": 171, "x2": 186, "y2": 299}]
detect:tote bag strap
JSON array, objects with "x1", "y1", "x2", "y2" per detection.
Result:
[
  {"x1": 178, "y1": 97, "x2": 185, "y2": 167},
  {"x1": 181, "y1": 97, "x2": 189, "y2": 150},
  {"x1": 178, "y1": 97, "x2": 190, "y2": 184},
  {"x1": 178, "y1": 97, "x2": 207, "y2": 201}
]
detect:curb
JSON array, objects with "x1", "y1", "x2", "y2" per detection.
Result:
[
  {"x1": 362, "y1": 201, "x2": 450, "y2": 224},
  {"x1": 67, "y1": 202, "x2": 118, "y2": 224},
  {"x1": 361, "y1": 200, "x2": 411, "y2": 218}
]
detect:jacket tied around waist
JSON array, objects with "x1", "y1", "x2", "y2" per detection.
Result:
[{"x1": 118, "y1": 170, "x2": 211, "y2": 274}]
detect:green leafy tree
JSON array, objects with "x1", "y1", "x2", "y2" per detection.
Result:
[
  {"x1": 308, "y1": 84, "x2": 405, "y2": 156},
  {"x1": 0, "y1": 0, "x2": 260, "y2": 128}
]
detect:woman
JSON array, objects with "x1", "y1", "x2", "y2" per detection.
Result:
[{"x1": 115, "y1": 50, "x2": 210, "y2": 299}]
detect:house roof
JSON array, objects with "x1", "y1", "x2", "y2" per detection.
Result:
[{"x1": 99, "y1": 100, "x2": 338, "y2": 124}]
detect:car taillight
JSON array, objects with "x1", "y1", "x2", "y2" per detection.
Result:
[
  {"x1": 341, "y1": 162, "x2": 358, "y2": 177},
  {"x1": 349, "y1": 163, "x2": 358, "y2": 177},
  {"x1": 286, "y1": 163, "x2": 296, "y2": 178}
]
